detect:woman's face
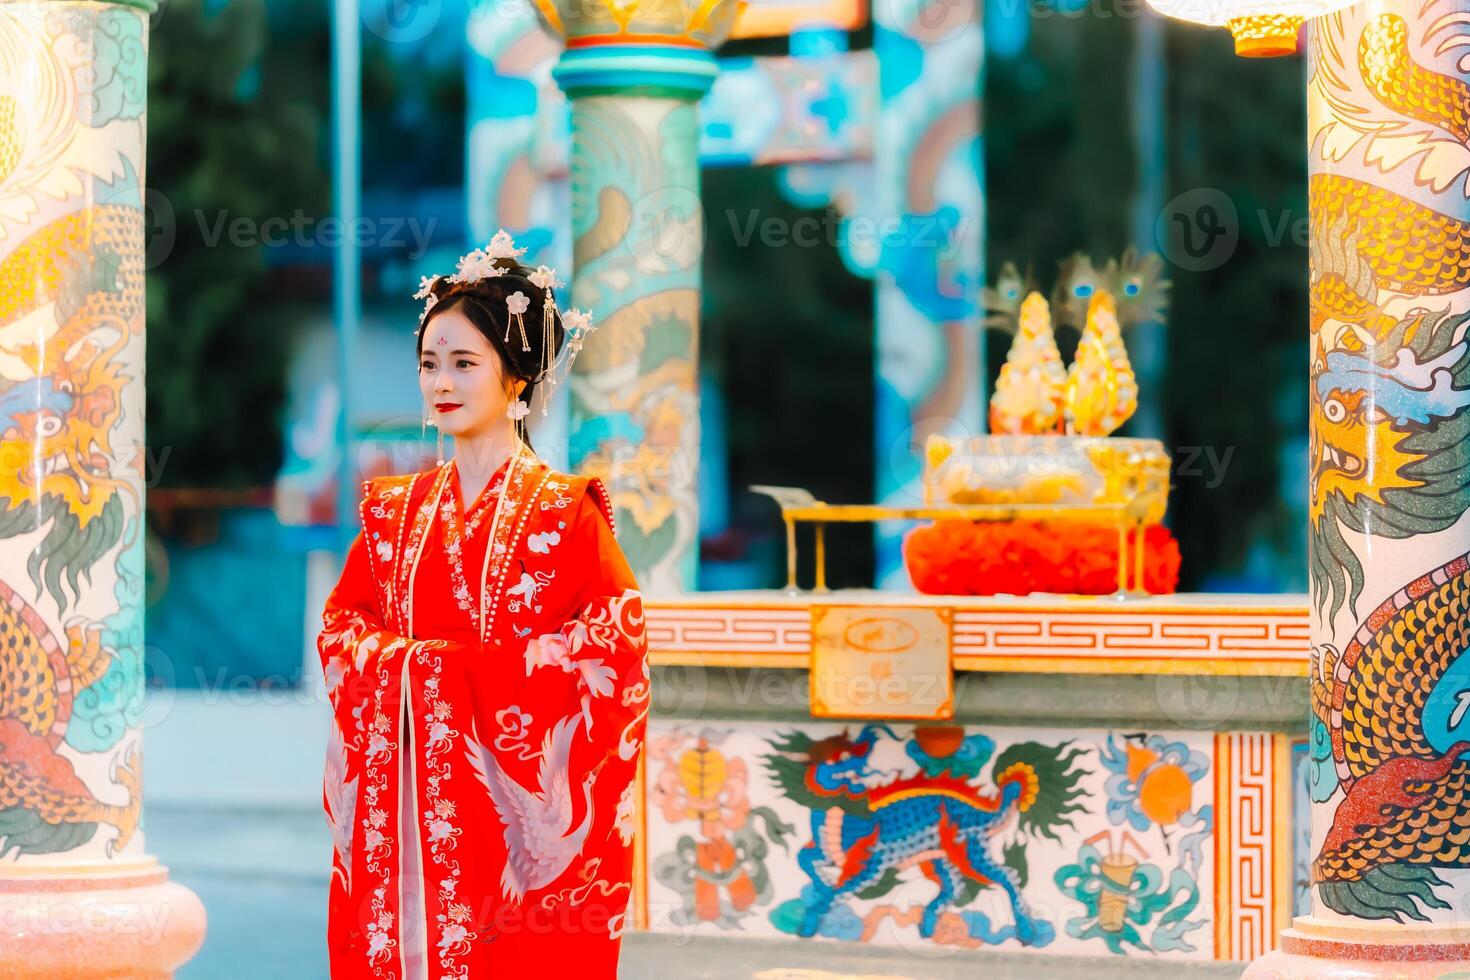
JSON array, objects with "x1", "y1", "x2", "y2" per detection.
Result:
[{"x1": 418, "y1": 306, "x2": 518, "y2": 439}]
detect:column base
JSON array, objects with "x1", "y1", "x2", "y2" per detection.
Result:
[
  {"x1": 1243, "y1": 916, "x2": 1470, "y2": 978},
  {"x1": 0, "y1": 860, "x2": 205, "y2": 979}
]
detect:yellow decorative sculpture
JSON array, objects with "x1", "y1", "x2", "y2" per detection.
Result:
[
  {"x1": 984, "y1": 251, "x2": 1166, "y2": 437},
  {"x1": 989, "y1": 292, "x2": 1068, "y2": 434},
  {"x1": 1064, "y1": 289, "x2": 1139, "y2": 436}
]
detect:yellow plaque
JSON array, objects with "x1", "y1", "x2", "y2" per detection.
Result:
[
  {"x1": 809, "y1": 605, "x2": 954, "y2": 720},
  {"x1": 730, "y1": 0, "x2": 867, "y2": 39}
]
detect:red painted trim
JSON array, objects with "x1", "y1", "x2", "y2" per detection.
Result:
[
  {"x1": 1281, "y1": 932, "x2": 1470, "y2": 961},
  {"x1": 566, "y1": 34, "x2": 706, "y2": 49}
]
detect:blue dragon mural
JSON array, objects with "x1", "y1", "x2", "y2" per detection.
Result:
[{"x1": 761, "y1": 723, "x2": 1088, "y2": 946}]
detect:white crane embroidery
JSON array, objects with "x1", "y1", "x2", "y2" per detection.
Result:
[
  {"x1": 324, "y1": 713, "x2": 358, "y2": 892},
  {"x1": 465, "y1": 713, "x2": 597, "y2": 902}
]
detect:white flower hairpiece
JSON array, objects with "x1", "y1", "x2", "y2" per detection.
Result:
[
  {"x1": 444, "y1": 228, "x2": 529, "y2": 285},
  {"x1": 486, "y1": 228, "x2": 527, "y2": 261},
  {"x1": 505, "y1": 290, "x2": 531, "y2": 351},
  {"x1": 560, "y1": 307, "x2": 596, "y2": 336},
  {"x1": 528, "y1": 265, "x2": 563, "y2": 291},
  {"x1": 413, "y1": 275, "x2": 437, "y2": 300},
  {"x1": 448, "y1": 248, "x2": 504, "y2": 284}
]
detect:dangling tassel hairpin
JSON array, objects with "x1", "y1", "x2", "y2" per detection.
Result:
[
  {"x1": 504, "y1": 291, "x2": 532, "y2": 351},
  {"x1": 528, "y1": 266, "x2": 565, "y2": 395}
]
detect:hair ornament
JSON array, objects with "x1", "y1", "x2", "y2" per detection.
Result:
[
  {"x1": 532, "y1": 306, "x2": 597, "y2": 415},
  {"x1": 529, "y1": 264, "x2": 565, "y2": 397},
  {"x1": 485, "y1": 228, "x2": 527, "y2": 261},
  {"x1": 528, "y1": 265, "x2": 562, "y2": 291},
  {"x1": 505, "y1": 291, "x2": 531, "y2": 351},
  {"x1": 410, "y1": 228, "x2": 597, "y2": 418},
  {"x1": 561, "y1": 307, "x2": 594, "y2": 335},
  {"x1": 413, "y1": 275, "x2": 441, "y2": 329},
  {"x1": 448, "y1": 248, "x2": 504, "y2": 284}
]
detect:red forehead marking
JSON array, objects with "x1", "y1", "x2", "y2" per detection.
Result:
[{"x1": 437, "y1": 336, "x2": 448, "y2": 346}]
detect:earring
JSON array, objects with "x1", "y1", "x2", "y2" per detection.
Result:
[
  {"x1": 425, "y1": 403, "x2": 445, "y2": 464},
  {"x1": 506, "y1": 398, "x2": 530, "y2": 421}
]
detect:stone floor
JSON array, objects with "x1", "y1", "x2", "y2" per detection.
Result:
[
  {"x1": 146, "y1": 798, "x2": 1244, "y2": 980},
  {"x1": 142, "y1": 693, "x2": 1244, "y2": 980}
]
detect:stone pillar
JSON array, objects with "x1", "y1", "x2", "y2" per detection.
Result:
[
  {"x1": 1246, "y1": 0, "x2": 1470, "y2": 973},
  {"x1": 0, "y1": 1, "x2": 205, "y2": 975},
  {"x1": 535, "y1": 0, "x2": 742, "y2": 594},
  {"x1": 871, "y1": 0, "x2": 985, "y2": 589},
  {"x1": 464, "y1": 1, "x2": 573, "y2": 468}
]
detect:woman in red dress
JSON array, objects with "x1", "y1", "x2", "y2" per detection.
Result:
[{"x1": 317, "y1": 231, "x2": 649, "y2": 979}]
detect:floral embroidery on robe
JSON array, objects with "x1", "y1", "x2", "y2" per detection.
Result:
[{"x1": 318, "y1": 451, "x2": 649, "y2": 978}]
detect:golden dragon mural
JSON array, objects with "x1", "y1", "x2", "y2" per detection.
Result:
[
  {"x1": 1307, "y1": 8, "x2": 1470, "y2": 621},
  {"x1": 1305, "y1": 1, "x2": 1470, "y2": 921},
  {"x1": 1309, "y1": 552, "x2": 1470, "y2": 920},
  {"x1": 0, "y1": 6, "x2": 149, "y2": 861}
]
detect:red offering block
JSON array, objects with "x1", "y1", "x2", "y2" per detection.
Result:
[{"x1": 903, "y1": 518, "x2": 1181, "y2": 596}]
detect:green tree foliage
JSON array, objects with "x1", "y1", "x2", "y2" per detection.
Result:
[
  {"x1": 700, "y1": 167, "x2": 876, "y2": 588},
  {"x1": 1159, "y1": 26, "x2": 1307, "y2": 589},
  {"x1": 145, "y1": 0, "x2": 329, "y2": 487}
]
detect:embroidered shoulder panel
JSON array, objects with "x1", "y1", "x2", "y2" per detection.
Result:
[
  {"x1": 358, "y1": 468, "x2": 436, "y2": 634},
  {"x1": 585, "y1": 475, "x2": 617, "y2": 535}
]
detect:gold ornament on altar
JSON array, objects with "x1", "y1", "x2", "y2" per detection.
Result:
[
  {"x1": 984, "y1": 250, "x2": 1169, "y2": 438},
  {"x1": 1065, "y1": 291, "x2": 1138, "y2": 437},
  {"x1": 989, "y1": 291, "x2": 1068, "y2": 435}
]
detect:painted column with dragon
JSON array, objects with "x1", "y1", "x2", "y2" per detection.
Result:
[
  {"x1": 870, "y1": 0, "x2": 986, "y2": 589},
  {"x1": 0, "y1": 1, "x2": 204, "y2": 974},
  {"x1": 464, "y1": 0, "x2": 575, "y2": 464},
  {"x1": 533, "y1": 0, "x2": 747, "y2": 594},
  {"x1": 1248, "y1": 0, "x2": 1470, "y2": 974}
]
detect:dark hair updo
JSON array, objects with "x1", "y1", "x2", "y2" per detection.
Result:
[{"x1": 415, "y1": 256, "x2": 566, "y2": 449}]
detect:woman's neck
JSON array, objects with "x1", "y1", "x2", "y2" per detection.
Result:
[{"x1": 451, "y1": 422, "x2": 524, "y2": 487}]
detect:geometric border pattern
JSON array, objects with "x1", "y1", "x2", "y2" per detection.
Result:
[
  {"x1": 647, "y1": 594, "x2": 1310, "y2": 676},
  {"x1": 1214, "y1": 732, "x2": 1293, "y2": 961}
]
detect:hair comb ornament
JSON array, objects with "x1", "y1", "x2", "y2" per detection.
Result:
[{"x1": 505, "y1": 291, "x2": 531, "y2": 351}]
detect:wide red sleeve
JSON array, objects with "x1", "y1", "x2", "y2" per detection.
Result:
[
  {"x1": 317, "y1": 527, "x2": 421, "y2": 716},
  {"x1": 522, "y1": 481, "x2": 651, "y2": 772}
]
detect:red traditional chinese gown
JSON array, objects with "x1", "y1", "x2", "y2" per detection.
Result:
[{"x1": 318, "y1": 446, "x2": 649, "y2": 979}]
